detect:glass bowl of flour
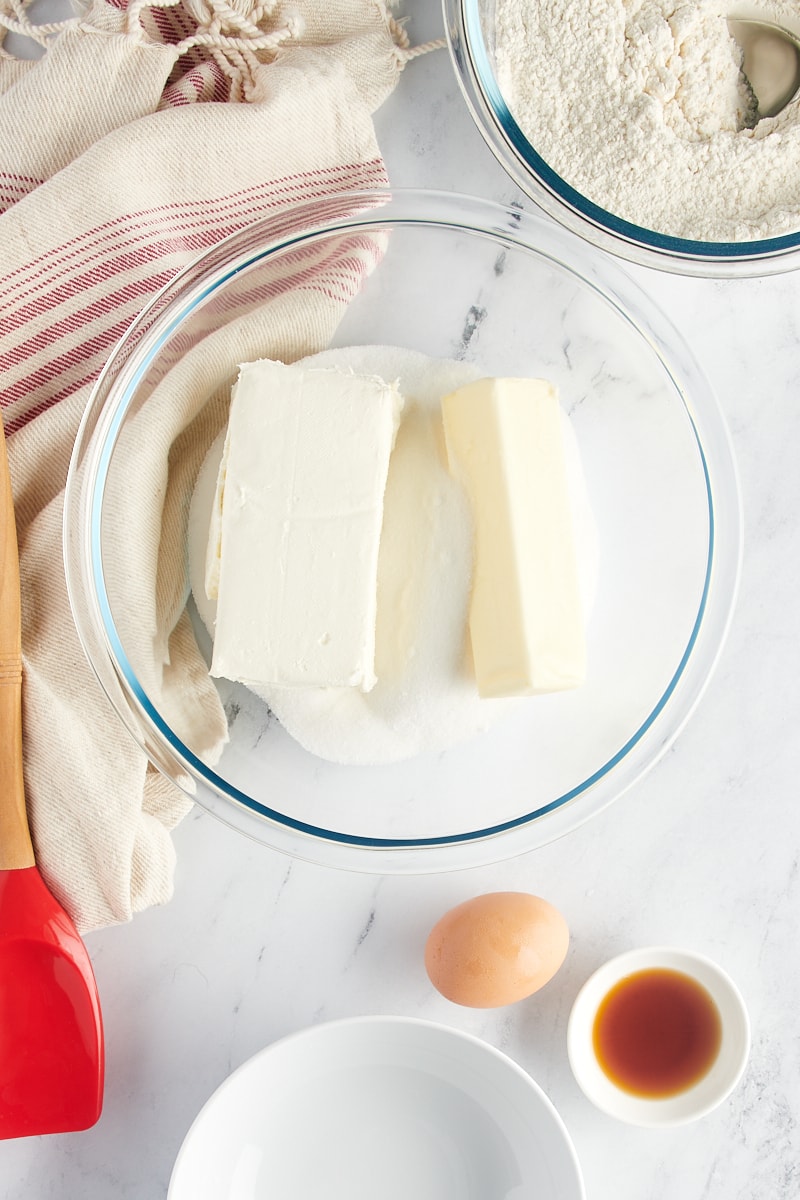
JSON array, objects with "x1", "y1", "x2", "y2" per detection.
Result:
[
  {"x1": 64, "y1": 188, "x2": 741, "y2": 871},
  {"x1": 447, "y1": 0, "x2": 800, "y2": 275}
]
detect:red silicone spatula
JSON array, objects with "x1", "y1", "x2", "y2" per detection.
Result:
[{"x1": 0, "y1": 414, "x2": 104, "y2": 1139}]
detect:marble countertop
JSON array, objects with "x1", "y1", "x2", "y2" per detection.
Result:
[{"x1": 4, "y1": 3, "x2": 800, "y2": 1197}]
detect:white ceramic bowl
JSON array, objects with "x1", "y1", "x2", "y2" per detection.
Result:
[
  {"x1": 168, "y1": 1016, "x2": 585, "y2": 1200},
  {"x1": 567, "y1": 946, "x2": 751, "y2": 1127}
]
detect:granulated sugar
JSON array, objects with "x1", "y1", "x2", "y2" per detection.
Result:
[{"x1": 494, "y1": 0, "x2": 800, "y2": 241}]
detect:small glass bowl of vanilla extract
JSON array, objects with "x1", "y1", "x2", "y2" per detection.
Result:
[{"x1": 567, "y1": 947, "x2": 750, "y2": 1127}]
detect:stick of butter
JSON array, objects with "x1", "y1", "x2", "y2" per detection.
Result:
[
  {"x1": 209, "y1": 358, "x2": 403, "y2": 692},
  {"x1": 441, "y1": 376, "x2": 586, "y2": 699}
]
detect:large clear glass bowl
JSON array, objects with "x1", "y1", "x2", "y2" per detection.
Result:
[
  {"x1": 63, "y1": 188, "x2": 742, "y2": 872},
  {"x1": 445, "y1": 0, "x2": 800, "y2": 277}
]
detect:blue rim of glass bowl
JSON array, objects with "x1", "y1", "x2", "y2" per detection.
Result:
[
  {"x1": 460, "y1": 0, "x2": 800, "y2": 262},
  {"x1": 87, "y1": 208, "x2": 716, "y2": 852}
]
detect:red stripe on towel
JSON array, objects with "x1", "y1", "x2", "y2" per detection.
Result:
[
  {"x1": 0, "y1": 160, "x2": 388, "y2": 303},
  {"x1": 0, "y1": 163, "x2": 389, "y2": 430},
  {"x1": 1, "y1": 231, "x2": 383, "y2": 433}
]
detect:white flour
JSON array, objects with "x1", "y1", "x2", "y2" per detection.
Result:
[{"x1": 493, "y1": 0, "x2": 800, "y2": 241}]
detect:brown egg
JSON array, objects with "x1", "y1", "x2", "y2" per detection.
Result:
[{"x1": 424, "y1": 891, "x2": 569, "y2": 1008}]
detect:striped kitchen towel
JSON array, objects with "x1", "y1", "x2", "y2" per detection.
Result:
[{"x1": 0, "y1": 0, "x2": 411, "y2": 932}]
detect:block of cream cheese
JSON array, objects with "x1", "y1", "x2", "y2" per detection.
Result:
[
  {"x1": 208, "y1": 358, "x2": 403, "y2": 691},
  {"x1": 441, "y1": 376, "x2": 586, "y2": 699}
]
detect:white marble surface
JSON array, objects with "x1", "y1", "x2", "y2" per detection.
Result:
[{"x1": 4, "y1": 3, "x2": 800, "y2": 1197}]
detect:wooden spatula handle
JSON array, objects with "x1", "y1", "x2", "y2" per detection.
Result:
[{"x1": 0, "y1": 417, "x2": 35, "y2": 870}]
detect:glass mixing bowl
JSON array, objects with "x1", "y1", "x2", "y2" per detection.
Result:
[
  {"x1": 445, "y1": 0, "x2": 800, "y2": 277},
  {"x1": 63, "y1": 188, "x2": 742, "y2": 872}
]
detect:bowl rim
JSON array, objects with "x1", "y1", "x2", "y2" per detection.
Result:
[
  {"x1": 167, "y1": 1014, "x2": 586, "y2": 1199},
  {"x1": 444, "y1": 0, "x2": 800, "y2": 277},
  {"x1": 566, "y1": 945, "x2": 751, "y2": 1126},
  {"x1": 63, "y1": 186, "x2": 743, "y2": 872}
]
